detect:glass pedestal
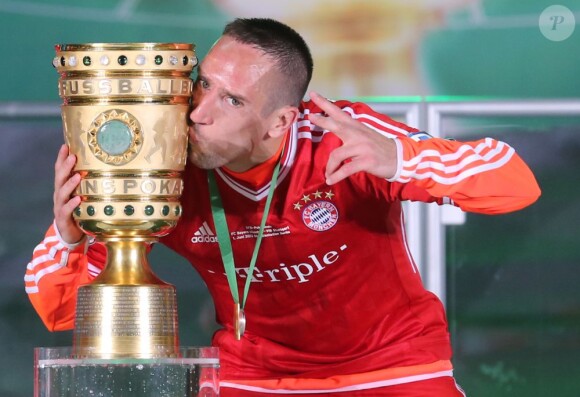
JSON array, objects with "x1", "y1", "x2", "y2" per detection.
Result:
[{"x1": 34, "y1": 347, "x2": 219, "y2": 397}]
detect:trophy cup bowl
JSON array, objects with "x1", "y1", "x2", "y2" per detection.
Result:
[{"x1": 54, "y1": 43, "x2": 196, "y2": 358}]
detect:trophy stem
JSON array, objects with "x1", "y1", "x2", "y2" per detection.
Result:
[
  {"x1": 93, "y1": 238, "x2": 165, "y2": 285},
  {"x1": 73, "y1": 238, "x2": 180, "y2": 358}
]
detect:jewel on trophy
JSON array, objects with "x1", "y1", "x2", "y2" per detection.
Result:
[{"x1": 136, "y1": 54, "x2": 146, "y2": 65}]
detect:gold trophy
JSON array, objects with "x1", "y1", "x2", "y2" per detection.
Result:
[{"x1": 53, "y1": 43, "x2": 196, "y2": 358}]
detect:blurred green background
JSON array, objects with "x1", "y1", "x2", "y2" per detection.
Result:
[{"x1": 1, "y1": 0, "x2": 579, "y2": 395}]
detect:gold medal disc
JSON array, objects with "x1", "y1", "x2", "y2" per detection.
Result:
[{"x1": 233, "y1": 303, "x2": 246, "y2": 340}]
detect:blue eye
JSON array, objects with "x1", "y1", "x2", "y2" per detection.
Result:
[
  {"x1": 196, "y1": 78, "x2": 209, "y2": 89},
  {"x1": 227, "y1": 97, "x2": 241, "y2": 107}
]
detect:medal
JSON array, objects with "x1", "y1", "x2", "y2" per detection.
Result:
[
  {"x1": 233, "y1": 303, "x2": 246, "y2": 340},
  {"x1": 208, "y1": 142, "x2": 285, "y2": 341}
]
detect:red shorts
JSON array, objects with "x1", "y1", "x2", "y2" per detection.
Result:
[{"x1": 218, "y1": 376, "x2": 466, "y2": 397}]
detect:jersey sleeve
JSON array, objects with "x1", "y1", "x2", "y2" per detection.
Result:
[
  {"x1": 24, "y1": 222, "x2": 106, "y2": 331},
  {"x1": 333, "y1": 100, "x2": 541, "y2": 214},
  {"x1": 386, "y1": 135, "x2": 541, "y2": 214}
]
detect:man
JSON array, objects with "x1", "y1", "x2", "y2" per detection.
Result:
[{"x1": 26, "y1": 18, "x2": 540, "y2": 396}]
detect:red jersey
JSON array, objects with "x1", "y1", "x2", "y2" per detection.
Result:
[{"x1": 25, "y1": 99, "x2": 540, "y2": 394}]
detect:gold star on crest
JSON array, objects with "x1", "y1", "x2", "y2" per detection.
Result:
[
  {"x1": 293, "y1": 202, "x2": 303, "y2": 210},
  {"x1": 301, "y1": 194, "x2": 311, "y2": 203},
  {"x1": 313, "y1": 190, "x2": 323, "y2": 199},
  {"x1": 325, "y1": 190, "x2": 335, "y2": 199}
]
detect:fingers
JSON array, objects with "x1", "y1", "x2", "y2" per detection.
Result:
[
  {"x1": 324, "y1": 145, "x2": 348, "y2": 183},
  {"x1": 54, "y1": 197, "x2": 84, "y2": 244},
  {"x1": 53, "y1": 144, "x2": 84, "y2": 243},
  {"x1": 59, "y1": 192, "x2": 82, "y2": 218},
  {"x1": 325, "y1": 146, "x2": 368, "y2": 185},
  {"x1": 54, "y1": 173, "x2": 81, "y2": 218},
  {"x1": 308, "y1": 92, "x2": 352, "y2": 138},
  {"x1": 325, "y1": 135, "x2": 399, "y2": 184},
  {"x1": 54, "y1": 145, "x2": 80, "y2": 212},
  {"x1": 326, "y1": 160, "x2": 366, "y2": 186},
  {"x1": 309, "y1": 92, "x2": 346, "y2": 120},
  {"x1": 54, "y1": 144, "x2": 76, "y2": 191},
  {"x1": 308, "y1": 112, "x2": 338, "y2": 134}
]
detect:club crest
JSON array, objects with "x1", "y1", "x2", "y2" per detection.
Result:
[{"x1": 293, "y1": 190, "x2": 339, "y2": 231}]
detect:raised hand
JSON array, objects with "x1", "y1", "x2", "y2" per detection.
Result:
[
  {"x1": 308, "y1": 92, "x2": 399, "y2": 185},
  {"x1": 53, "y1": 144, "x2": 84, "y2": 244}
]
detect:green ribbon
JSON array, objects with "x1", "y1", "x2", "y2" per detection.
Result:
[{"x1": 207, "y1": 149, "x2": 283, "y2": 311}]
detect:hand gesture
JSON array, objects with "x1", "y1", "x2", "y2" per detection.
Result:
[
  {"x1": 308, "y1": 92, "x2": 398, "y2": 185},
  {"x1": 53, "y1": 144, "x2": 84, "y2": 244}
]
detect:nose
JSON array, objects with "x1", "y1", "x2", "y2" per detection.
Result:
[{"x1": 189, "y1": 84, "x2": 211, "y2": 125}]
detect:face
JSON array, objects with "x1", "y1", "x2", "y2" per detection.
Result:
[{"x1": 188, "y1": 36, "x2": 284, "y2": 172}]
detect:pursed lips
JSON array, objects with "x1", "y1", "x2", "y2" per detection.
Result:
[{"x1": 188, "y1": 125, "x2": 199, "y2": 143}]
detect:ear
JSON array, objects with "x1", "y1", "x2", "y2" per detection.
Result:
[{"x1": 267, "y1": 105, "x2": 299, "y2": 138}]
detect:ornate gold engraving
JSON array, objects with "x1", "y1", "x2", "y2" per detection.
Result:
[{"x1": 87, "y1": 109, "x2": 143, "y2": 166}]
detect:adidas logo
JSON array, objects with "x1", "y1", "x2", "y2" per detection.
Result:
[{"x1": 191, "y1": 221, "x2": 218, "y2": 243}]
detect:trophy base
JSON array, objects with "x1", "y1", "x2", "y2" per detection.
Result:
[
  {"x1": 34, "y1": 346, "x2": 219, "y2": 397},
  {"x1": 74, "y1": 284, "x2": 179, "y2": 358}
]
